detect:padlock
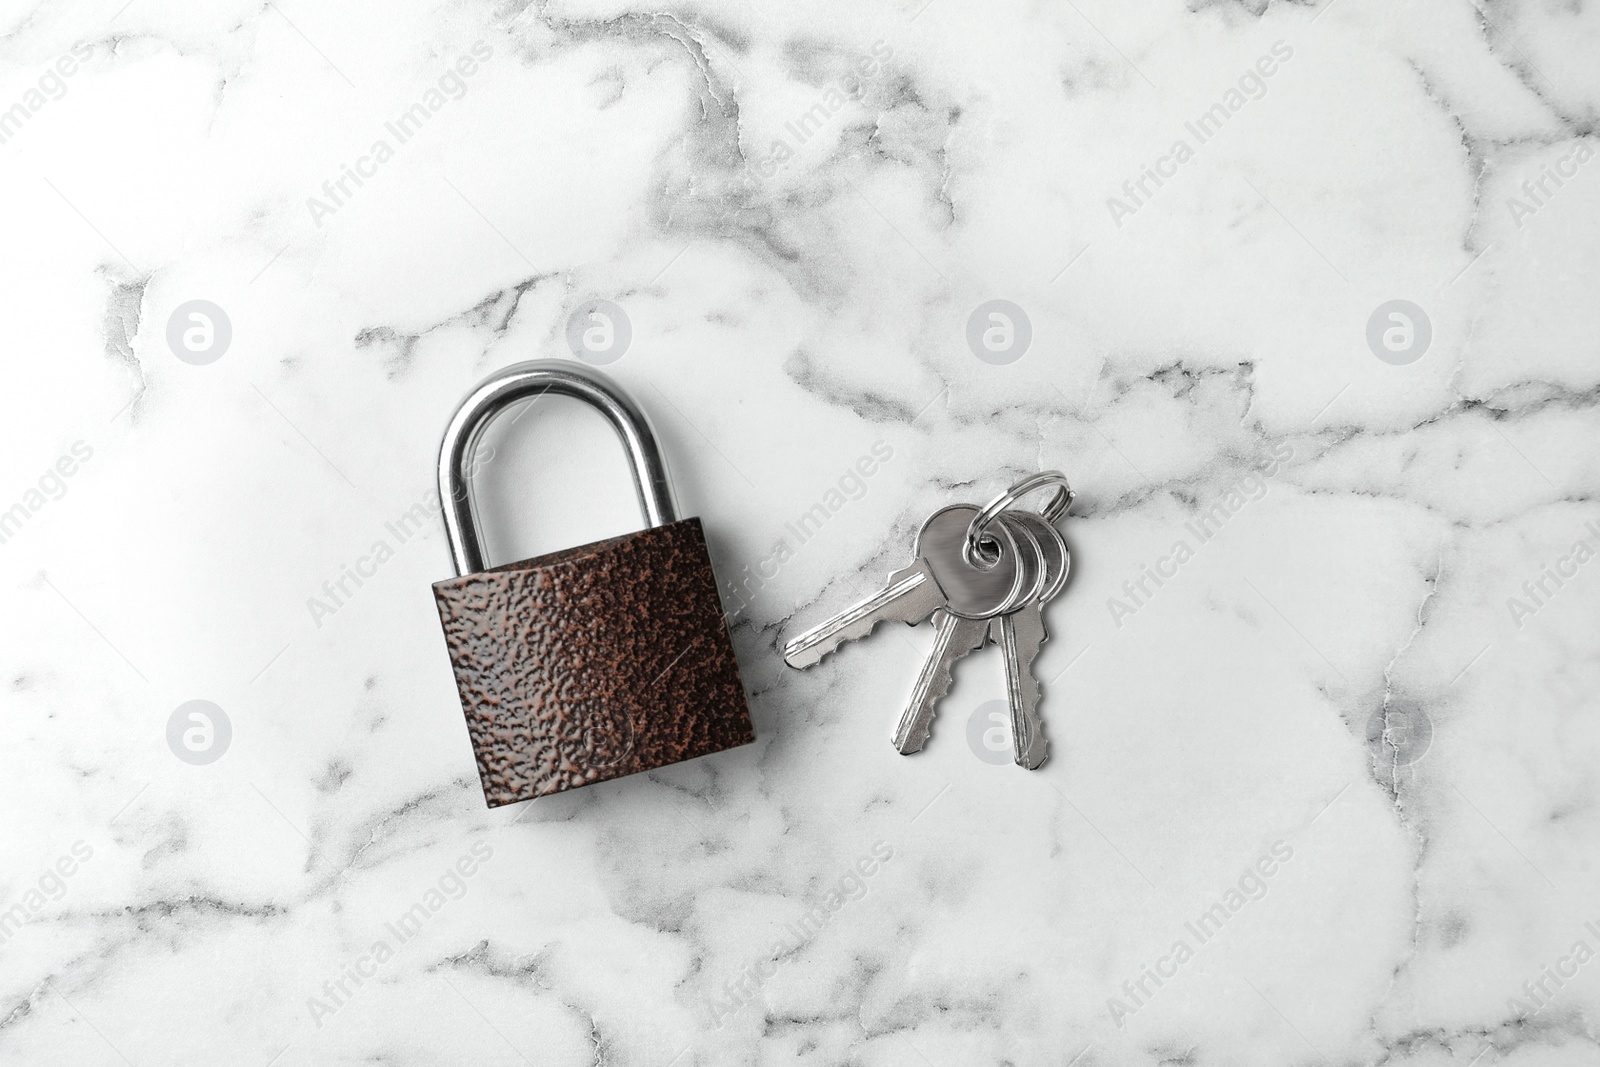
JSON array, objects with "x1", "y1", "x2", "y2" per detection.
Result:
[{"x1": 431, "y1": 360, "x2": 754, "y2": 807}]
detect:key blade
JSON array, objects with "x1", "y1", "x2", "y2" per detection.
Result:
[
  {"x1": 782, "y1": 563, "x2": 946, "y2": 669},
  {"x1": 892, "y1": 611, "x2": 988, "y2": 754},
  {"x1": 993, "y1": 608, "x2": 1050, "y2": 770}
]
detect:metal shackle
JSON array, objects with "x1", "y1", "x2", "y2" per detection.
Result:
[{"x1": 437, "y1": 359, "x2": 678, "y2": 576}]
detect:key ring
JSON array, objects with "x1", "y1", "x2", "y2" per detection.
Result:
[{"x1": 965, "y1": 471, "x2": 1073, "y2": 567}]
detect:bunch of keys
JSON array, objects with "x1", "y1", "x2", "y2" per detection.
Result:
[{"x1": 782, "y1": 473, "x2": 1073, "y2": 770}]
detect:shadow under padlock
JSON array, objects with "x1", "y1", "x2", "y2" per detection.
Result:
[{"x1": 431, "y1": 360, "x2": 755, "y2": 807}]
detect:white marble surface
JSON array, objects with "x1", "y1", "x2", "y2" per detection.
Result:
[{"x1": 2, "y1": 0, "x2": 1598, "y2": 1063}]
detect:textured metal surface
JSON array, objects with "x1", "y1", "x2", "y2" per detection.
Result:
[{"x1": 434, "y1": 518, "x2": 753, "y2": 806}]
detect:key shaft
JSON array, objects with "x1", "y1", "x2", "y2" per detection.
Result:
[
  {"x1": 892, "y1": 609, "x2": 988, "y2": 754},
  {"x1": 782, "y1": 563, "x2": 947, "y2": 669},
  {"x1": 992, "y1": 606, "x2": 1049, "y2": 769}
]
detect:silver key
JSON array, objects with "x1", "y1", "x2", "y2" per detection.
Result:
[
  {"x1": 783, "y1": 504, "x2": 1024, "y2": 669},
  {"x1": 918, "y1": 504, "x2": 1026, "y2": 619},
  {"x1": 889, "y1": 515, "x2": 1033, "y2": 754},
  {"x1": 989, "y1": 512, "x2": 1070, "y2": 769},
  {"x1": 782, "y1": 563, "x2": 947, "y2": 669},
  {"x1": 892, "y1": 610, "x2": 988, "y2": 753}
]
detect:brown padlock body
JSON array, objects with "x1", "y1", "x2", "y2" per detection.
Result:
[{"x1": 433, "y1": 517, "x2": 753, "y2": 806}]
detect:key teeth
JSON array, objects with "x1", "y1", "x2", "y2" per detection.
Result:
[
  {"x1": 998, "y1": 611, "x2": 1051, "y2": 772},
  {"x1": 893, "y1": 718, "x2": 938, "y2": 754},
  {"x1": 1015, "y1": 647, "x2": 1047, "y2": 769},
  {"x1": 782, "y1": 612, "x2": 898, "y2": 670},
  {"x1": 895, "y1": 667, "x2": 955, "y2": 752},
  {"x1": 782, "y1": 644, "x2": 822, "y2": 670},
  {"x1": 1015, "y1": 727, "x2": 1048, "y2": 770},
  {"x1": 892, "y1": 661, "x2": 957, "y2": 753},
  {"x1": 893, "y1": 614, "x2": 986, "y2": 756},
  {"x1": 781, "y1": 564, "x2": 940, "y2": 671}
]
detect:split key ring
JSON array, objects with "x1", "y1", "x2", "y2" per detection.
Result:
[{"x1": 965, "y1": 471, "x2": 1074, "y2": 567}]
